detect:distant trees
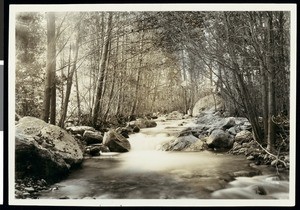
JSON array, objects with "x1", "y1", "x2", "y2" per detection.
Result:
[
  {"x1": 149, "y1": 11, "x2": 290, "y2": 151},
  {"x1": 15, "y1": 12, "x2": 45, "y2": 117}
]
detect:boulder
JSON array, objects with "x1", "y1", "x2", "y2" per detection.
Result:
[
  {"x1": 90, "y1": 146, "x2": 101, "y2": 156},
  {"x1": 161, "y1": 135, "x2": 199, "y2": 151},
  {"x1": 116, "y1": 127, "x2": 131, "y2": 138},
  {"x1": 132, "y1": 126, "x2": 140, "y2": 133},
  {"x1": 241, "y1": 122, "x2": 252, "y2": 131},
  {"x1": 206, "y1": 129, "x2": 231, "y2": 149},
  {"x1": 15, "y1": 117, "x2": 83, "y2": 183},
  {"x1": 227, "y1": 126, "x2": 237, "y2": 135},
  {"x1": 66, "y1": 126, "x2": 96, "y2": 135},
  {"x1": 177, "y1": 127, "x2": 193, "y2": 137},
  {"x1": 98, "y1": 144, "x2": 110, "y2": 153},
  {"x1": 235, "y1": 117, "x2": 249, "y2": 125},
  {"x1": 83, "y1": 130, "x2": 103, "y2": 145},
  {"x1": 235, "y1": 130, "x2": 253, "y2": 143},
  {"x1": 103, "y1": 130, "x2": 131, "y2": 152},
  {"x1": 184, "y1": 138, "x2": 208, "y2": 151},
  {"x1": 222, "y1": 117, "x2": 236, "y2": 129},
  {"x1": 166, "y1": 111, "x2": 184, "y2": 120},
  {"x1": 134, "y1": 119, "x2": 157, "y2": 129}
]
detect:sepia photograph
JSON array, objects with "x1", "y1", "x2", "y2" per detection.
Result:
[{"x1": 9, "y1": 4, "x2": 296, "y2": 206}]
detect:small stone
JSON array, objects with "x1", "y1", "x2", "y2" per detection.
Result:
[
  {"x1": 247, "y1": 155, "x2": 255, "y2": 160},
  {"x1": 132, "y1": 126, "x2": 140, "y2": 133},
  {"x1": 24, "y1": 187, "x2": 35, "y2": 192},
  {"x1": 253, "y1": 185, "x2": 267, "y2": 195},
  {"x1": 59, "y1": 196, "x2": 70, "y2": 199}
]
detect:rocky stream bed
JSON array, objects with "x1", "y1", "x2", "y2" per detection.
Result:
[{"x1": 15, "y1": 110, "x2": 290, "y2": 200}]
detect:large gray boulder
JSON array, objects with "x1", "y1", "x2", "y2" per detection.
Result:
[
  {"x1": 235, "y1": 130, "x2": 253, "y2": 143},
  {"x1": 184, "y1": 138, "x2": 208, "y2": 151},
  {"x1": 161, "y1": 135, "x2": 199, "y2": 151},
  {"x1": 222, "y1": 117, "x2": 236, "y2": 129},
  {"x1": 133, "y1": 119, "x2": 157, "y2": 129},
  {"x1": 103, "y1": 130, "x2": 131, "y2": 152},
  {"x1": 66, "y1": 126, "x2": 96, "y2": 135},
  {"x1": 83, "y1": 130, "x2": 103, "y2": 145},
  {"x1": 207, "y1": 129, "x2": 232, "y2": 149},
  {"x1": 15, "y1": 117, "x2": 83, "y2": 183}
]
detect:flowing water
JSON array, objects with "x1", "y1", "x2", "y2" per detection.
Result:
[{"x1": 39, "y1": 118, "x2": 289, "y2": 200}]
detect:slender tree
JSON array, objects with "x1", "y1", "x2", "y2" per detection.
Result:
[
  {"x1": 41, "y1": 12, "x2": 56, "y2": 124},
  {"x1": 92, "y1": 12, "x2": 113, "y2": 126},
  {"x1": 58, "y1": 19, "x2": 82, "y2": 128}
]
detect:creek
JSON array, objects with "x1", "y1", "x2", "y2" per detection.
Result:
[{"x1": 39, "y1": 118, "x2": 289, "y2": 199}]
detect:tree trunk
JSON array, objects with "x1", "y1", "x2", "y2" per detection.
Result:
[
  {"x1": 41, "y1": 12, "x2": 56, "y2": 123},
  {"x1": 92, "y1": 12, "x2": 113, "y2": 126},
  {"x1": 116, "y1": 32, "x2": 127, "y2": 116},
  {"x1": 260, "y1": 60, "x2": 269, "y2": 144},
  {"x1": 266, "y1": 12, "x2": 276, "y2": 152},
  {"x1": 75, "y1": 69, "x2": 82, "y2": 124},
  {"x1": 104, "y1": 20, "x2": 120, "y2": 122},
  {"x1": 58, "y1": 21, "x2": 82, "y2": 128},
  {"x1": 130, "y1": 26, "x2": 144, "y2": 117},
  {"x1": 50, "y1": 69, "x2": 56, "y2": 124},
  {"x1": 223, "y1": 12, "x2": 263, "y2": 142}
]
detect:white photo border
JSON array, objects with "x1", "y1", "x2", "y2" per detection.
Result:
[{"x1": 9, "y1": 3, "x2": 297, "y2": 206}]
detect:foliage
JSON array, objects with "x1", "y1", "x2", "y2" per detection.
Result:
[{"x1": 15, "y1": 11, "x2": 290, "y2": 151}]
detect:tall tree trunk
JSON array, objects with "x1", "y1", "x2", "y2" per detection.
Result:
[
  {"x1": 75, "y1": 69, "x2": 82, "y2": 124},
  {"x1": 208, "y1": 62, "x2": 217, "y2": 112},
  {"x1": 60, "y1": 52, "x2": 65, "y2": 118},
  {"x1": 92, "y1": 12, "x2": 113, "y2": 126},
  {"x1": 130, "y1": 66, "x2": 142, "y2": 117},
  {"x1": 104, "y1": 19, "x2": 120, "y2": 122},
  {"x1": 41, "y1": 12, "x2": 56, "y2": 123},
  {"x1": 260, "y1": 60, "x2": 269, "y2": 144},
  {"x1": 116, "y1": 32, "x2": 127, "y2": 116},
  {"x1": 130, "y1": 26, "x2": 144, "y2": 117},
  {"x1": 181, "y1": 49, "x2": 188, "y2": 114},
  {"x1": 58, "y1": 21, "x2": 82, "y2": 128},
  {"x1": 50, "y1": 68, "x2": 56, "y2": 124},
  {"x1": 266, "y1": 12, "x2": 276, "y2": 152}
]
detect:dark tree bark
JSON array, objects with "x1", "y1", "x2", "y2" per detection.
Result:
[
  {"x1": 41, "y1": 12, "x2": 56, "y2": 124},
  {"x1": 75, "y1": 69, "x2": 82, "y2": 124},
  {"x1": 266, "y1": 12, "x2": 276, "y2": 152}
]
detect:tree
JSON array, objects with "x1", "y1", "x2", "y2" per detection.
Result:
[
  {"x1": 15, "y1": 12, "x2": 45, "y2": 117},
  {"x1": 92, "y1": 12, "x2": 113, "y2": 126},
  {"x1": 41, "y1": 12, "x2": 56, "y2": 124},
  {"x1": 58, "y1": 17, "x2": 82, "y2": 128}
]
